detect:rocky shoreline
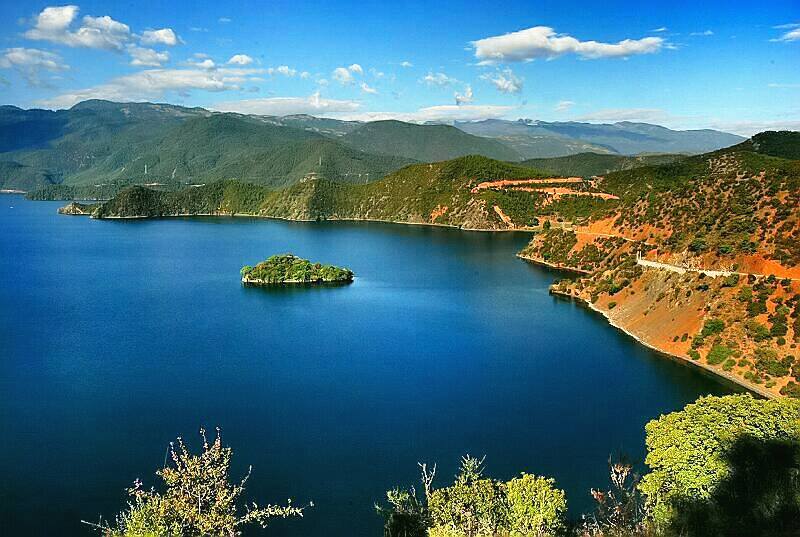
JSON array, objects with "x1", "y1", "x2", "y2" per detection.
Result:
[{"x1": 548, "y1": 287, "x2": 775, "y2": 399}]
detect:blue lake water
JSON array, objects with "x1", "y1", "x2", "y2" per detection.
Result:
[{"x1": 0, "y1": 195, "x2": 730, "y2": 536}]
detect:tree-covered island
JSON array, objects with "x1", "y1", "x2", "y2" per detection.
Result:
[{"x1": 241, "y1": 254, "x2": 354, "y2": 285}]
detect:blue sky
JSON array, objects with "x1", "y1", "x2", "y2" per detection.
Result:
[{"x1": 0, "y1": 0, "x2": 798, "y2": 134}]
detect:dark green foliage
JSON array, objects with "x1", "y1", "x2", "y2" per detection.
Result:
[
  {"x1": 706, "y1": 344, "x2": 734, "y2": 365},
  {"x1": 744, "y1": 131, "x2": 800, "y2": 160},
  {"x1": 745, "y1": 320, "x2": 772, "y2": 342},
  {"x1": 520, "y1": 152, "x2": 683, "y2": 178},
  {"x1": 754, "y1": 347, "x2": 793, "y2": 377},
  {"x1": 701, "y1": 318, "x2": 725, "y2": 337}
]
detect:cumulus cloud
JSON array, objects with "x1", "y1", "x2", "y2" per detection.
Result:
[
  {"x1": 213, "y1": 91, "x2": 361, "y2": 116},
  {"x1": 332, "y1": 66, "x2": 354, "y2": 84},
  {"x1": 773, "y1": 25, "x2": 800, "y2": 42},
  {"x1": 268, "y1": 65, "x2": 297, "y2": 77},
  {"x1": 141, "y1": 28, "x2": 179, "y2": 46},
  {"x1": 0, "y1": 47, "x2": 68, "y2": 86},
  {"x1": 422, "y1": 72, "x2": 457, "y2": 86},
  {"x1": 481, "y1": 68, "x2": 522, "y2": 94},
  {"x1": 25, "y1": 5, "x2": 132, "y2": 51},
  {"x1": 400, "y1": 60, "x2": 413, "y2": 68},
  {"x1": 227, "y1": 54, "x2": 253, "y2": 65},
  {"x1": 472, "y1": 26, "x2": 664, "y2": 63},
  {"x1": 360, "y1": 82, "x2": 378, "y2": 94},
  {"x1": 36, "y1": 66, "x2": 266, "y2": 109},
  {"x1": 555, "y1": 100, "x2": 575, "y2": 112},
  {"x1": 128, "y1": 46, "x2": 169, "y2": 67},
  {"x1": 348, "y1": 63, "x2": 363, "y2": 74},
  {"x1": 454, "y1": 85, "x2": 473, "y2": 105}
]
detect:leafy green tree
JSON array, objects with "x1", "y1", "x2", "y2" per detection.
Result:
[{"x1": 640, "y1": 395, "x2": 800, "y2": 535}]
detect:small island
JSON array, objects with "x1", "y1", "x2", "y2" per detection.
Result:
[{"x1": 241, "y1": 254, "x2": 354, "y2": 285}]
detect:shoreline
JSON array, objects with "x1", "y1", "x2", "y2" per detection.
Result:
[
  {"x1": 516, "y1": 253, "x2": 592, "y2": 275},
  {"x1": 91, "y1": 210, "x2": 538, "y2": 234},
  {"x1": 549, "y1": 288, "x2": 775, "y2": 399}
]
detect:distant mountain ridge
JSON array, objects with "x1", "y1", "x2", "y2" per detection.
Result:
[
  {"x1": 0, "y1": 99, "x2": 748, "y2": 192},
  {"x1": 454, "y1": 118, "x2": 745, "y2": 157}
]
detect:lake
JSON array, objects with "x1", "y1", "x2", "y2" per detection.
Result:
[{"x1": 0, "y1": 195, "x2": 729, "y2": 536}]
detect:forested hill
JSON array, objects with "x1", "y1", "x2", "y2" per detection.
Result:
[
  {"x1": 2, "y1": 101, "x2": 417, "y2": 193},
  {"x1": 520, "y1": 152, "x2": 683, "y2": 178},
  {"x1": 340, "y1": 120, "x2": 522, "y2": 162},
  {"x1": 93, "y1": 155, "x2": 544, "y2": 229}
]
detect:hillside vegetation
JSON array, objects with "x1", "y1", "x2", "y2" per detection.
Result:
[
  {"x1": 341, "y1": 120, "x2": 521, "y2": 162},
  {"x1": 523, "y1": 131, "x2": 800, "y2": 397},
  {"x1": 520, "y1": 152, "x2": 683, "y2": 178}
]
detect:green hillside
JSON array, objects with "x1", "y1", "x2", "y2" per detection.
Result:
[
  {"x1": 520, "y1": 152, "x2": 683, "y2": 177},
  {"x1": 341, "y1": 120, "x2": 521, "y2": 162},
  {"x1": 3, "y1": 102, "x2": 415, "y2": 194},
  {"x1": 94, "y1": 155, "x2": 544, "y2": 228}
]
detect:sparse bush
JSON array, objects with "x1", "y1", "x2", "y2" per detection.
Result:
[{"x1": 87, "y1": 428, "x2": 306, "y2": 537}]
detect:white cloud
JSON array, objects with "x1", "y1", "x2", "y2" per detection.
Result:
[
  {"x1": 187, "y1": 58, "x2": 216, "y2": 70},
  {"x1": 360, "y1": 82, "x2": 378, "y2": 94},
  {"x1": 555, "y1": 100, "x2": 575, "y2": 112},
  {"x1": 213, "y1": 91, "x2": 361, "y2": 116},
  {"x1": 454, "y1": 85, "x2": 473, "y2": 105},
  {"x1": 369, "y1": 67, "x2": 385, "y2": 78},
  {"x1": 316, "y1": 78, "x2": 329, "y2": 86},
  {"x1": 269, "y1": 65, "x2": 297, "y2": 77},
  {"x1": 227, "y1": 54, "x2": 253, "y2": 66},
  {"x1": 25, "y1": 6, "x2": 131, "y2": 51},
  {"x1": 332, "y1": 66, "x2": 354, "y2": 84},
  {"x1": 576, "y1": 108, "x2": 671, "y2": 122},
  {"x1": 652, "y1": 27, "x2": 668, "y2": 33},
  {"x1": 768, "y1": 82, "x2": 800, "y2": 89},
  {"x1": 348, "y1": 63, "x2": 363, "y2": 74},
  {"x1": 128, "y1": 46, "x2": 169, "y2": 67},
  {"x1": 345, "y1": 104, "x2": 515, "y2": 123},
  {"x1": 690, "y1": 30, "x2": 714, "y2": 37},
  {"x1": 422, "y1": 72, "x2": 457, "y2": 86},
  {"x1": 481, "y1": 68, "x2": 522, "y2": 94},
  {"x1": 773, "y1": 27, "x2": 800, "y2": 42},
  {"x1": 141, "y1": 28, "x2": 179, "y2": 46},
  {"x1": 472, "y1": 26, "x2": 664, "y2": 63},
  {"x1": 299, "y1": 71, "x2": 310, "y2": 79},
  {"x1": 0, "y1": 47, "x2": 68, "y2": 86},
  {"x1": 218, "y1": 17, "x2": 231, "y2": 23},
  {"x1": 36, "y1": 66, "x2": 265, "y2": 109},
  {"x1": 400, "y1": 61, "x2": 413, "y2": 68}
]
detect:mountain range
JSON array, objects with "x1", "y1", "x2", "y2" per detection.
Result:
[{"x1": 0, "y1": 99, "x2": 745, "y2": 193}]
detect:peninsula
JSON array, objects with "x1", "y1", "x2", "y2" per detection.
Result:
[{"x1": 241, "y1": 254, "x2": 354, "y2": 285}]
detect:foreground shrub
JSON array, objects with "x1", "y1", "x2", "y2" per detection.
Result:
[
  {"x1": 640, "y1": 395, "x2": 800, "y2": 536},
  {"x1": 382, "y1": 455, "x2": 566, "y2": 537},
  {"x1": 88, "y1": 428, "x2": 306, "y2": 536}
]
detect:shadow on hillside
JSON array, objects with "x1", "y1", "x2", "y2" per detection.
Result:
[{"x1": 667, "y1": 435, "x2": 800, "y2": 537}]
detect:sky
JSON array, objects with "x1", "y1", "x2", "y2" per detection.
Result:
[{"x1": 0, "y1": 0, "x2": 798, "y2": 135}]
